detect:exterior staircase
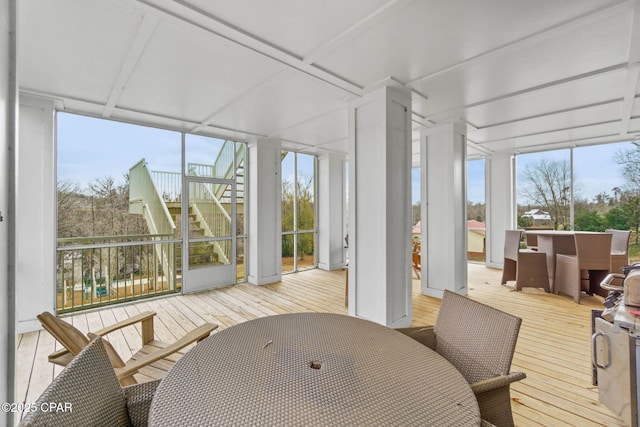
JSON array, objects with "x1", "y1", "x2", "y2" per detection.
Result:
[
  {"x1": 166, "y1": 202, "x2": 220, "y2": 276},
  {"x1": 128, "y1": 140, "x2": 245, "y2": 286}
]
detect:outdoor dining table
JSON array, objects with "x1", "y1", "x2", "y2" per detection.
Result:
[{"x1": 149, "y1": 312, "x2": 481, "y2": 426}]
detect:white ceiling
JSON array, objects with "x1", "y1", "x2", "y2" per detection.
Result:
[{"x1": 18, "y1": 0, "x2": 640, "y2": 160}]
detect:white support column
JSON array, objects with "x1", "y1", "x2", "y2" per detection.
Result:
[
  {"x1": 420, "y1": 122, "x2": 468, "y2": 298},
  {"x1": 347, "y1": 86, "x2": 412, "y2": 328},
  {"x1": 317, "y1": 152, "x2": 347, "y2": 271},
  {"x1": 247, "y1": 138, "x2": 282, "y2": 285},
  {"x1": 16, "y1": 95, "x2": 56, "y2": 333},
  {"x1": 485, "y1": 153, "x2": 515, "y2": 269},
  {"x1": 1, "y1": 0, "x2": 17, "y2": 420}
]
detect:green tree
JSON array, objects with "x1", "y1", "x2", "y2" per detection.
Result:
[
  {"x1": 622, "y1": 197, "x2": 640, "y2": 244},
  {"x1": 605, "y1": 207, "x2": 629, "y2": 230},
  {"x1": 281, "y1": 175, "x2": 315, "y2": 260},
  {"x1": 615, "y1": 147, "x2": 640, "y2": 243},
  {"x1": 574, "y1": 209, "x2": 605, "y2": 231},
  {"x1": 517, "y1": 215, "x2": 533, "y2": 229},
  {"x1": 295, "y1": 176, "x2": 315, "y2": 260}
]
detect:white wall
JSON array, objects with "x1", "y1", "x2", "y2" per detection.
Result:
[
  {"x1": 16, "y1": 96, "x2": 56, "y2": 333},
  {"x1": 1, "y1": 0, "x2": 17, "y2": 419}
]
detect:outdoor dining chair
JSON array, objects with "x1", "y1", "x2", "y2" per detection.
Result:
[
  {"x1": 501, "y1": 229, "x2": 550, "y2": 292},
  {"x1": 606, "y1": 229, "x2": 631, "y2": 273},
  {"x1": 20, "y1": 337, "x2": 157, "y2": 427},
  {"x1": 554, "y1": 233, "x2": 612, "y2": 303},
  {"x1": 38, "y1": 311, "x2": 217, "y2": 386},
  {"x1": 397, "y1": 290, "x2": 525, "y2": 427}
]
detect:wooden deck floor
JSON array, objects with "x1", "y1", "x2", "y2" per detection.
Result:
[{"x1": 16, "y1": 264, "x2": 627, "y2": 426}]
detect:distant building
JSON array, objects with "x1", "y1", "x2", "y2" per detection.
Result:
[
  {"x1": 467, "y1": 220, "x2": 486, "y2": 257},
  {"x1": 522, "y1": 209, "x2": 552, "y2": 226}
]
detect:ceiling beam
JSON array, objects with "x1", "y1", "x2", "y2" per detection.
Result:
[
  {"x1": 484, "y1": 132, "x2": 626, "y2": 153},
  {"x1": 191, "y1": 70, "x2": 295, "y2": 134},
  {"x1": 476, "y1": 119, "x2": 621, "y2": 146},
  {"x1": 620, "y1": 65, "x2": 640, "y2": 135},
  {"x1": 267, "y1": 105, "x2": 346, "y2": 139},
  {"x1": 406, "y1": 0, "x2": 633, "y2": 88},
  {"x1": 22, "y1": 87, "x2": 268, "y2": 142},
  {"x1": 478, "y1": 99, "x2": 624, "y2": 130},
  {"x1": 620, "y1": 0, "x2": 640, "y2": 134},
  {"x1": 136, "y1": 0, "x2": 366, "y2": 97},
  {"x1": 466, "y1": 140, "x2": 494, "y2": 156},
  {"x1": 102, "y1": 14, "x2": 158, "y2": 118},
  {"x1": 423, "y1": 63, "x2": 627, "y2": 122},
  {"x1": 302, "y1": 0, "x2": 415, "y2": 65}
]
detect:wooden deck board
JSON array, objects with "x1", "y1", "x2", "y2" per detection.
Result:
[{"x1": 15, "y1": 264, "x2": 628, "y2": 426}]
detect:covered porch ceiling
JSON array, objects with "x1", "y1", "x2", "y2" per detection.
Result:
[{"x1": 18, "y1": 0, "x2": 640, "y2": 160}]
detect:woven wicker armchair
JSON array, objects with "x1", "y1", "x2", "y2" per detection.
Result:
[
  {"x1": 555, "y1": 233, "x2": 612, "y2": 303},
  {"x1": 397, "y1": 290, "x2": 525, "y2": 427},
  {"x1": 501, "y1": 229, "x2": 550, "y2": 292},
  {"x1": 20, "y1": 337, "x2": 157, "y2": 427}
]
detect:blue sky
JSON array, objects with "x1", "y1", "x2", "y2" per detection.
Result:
[
  {"x1": 59, "y1": 112, "x2": 629, "y2": 205},
  {"x1": 515, "y1": 144, "x2": 629, "y2": 205},
  {"x1": 57, "y1": 113, "x2": 182, "y2": 189},
  {"x1": 410, "y1": 144, "x2": 631, "y2": 205}
]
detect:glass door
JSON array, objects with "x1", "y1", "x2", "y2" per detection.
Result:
[
  {"x1": 182, "y1": 177, "x2": 236, "y2": 292},
  {"x1": 181, "y1": 135, "x2": 240, "y2": 293}
]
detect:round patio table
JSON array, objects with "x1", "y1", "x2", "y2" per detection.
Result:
[{"x1": 149, "y1": 312, "x2": 480, "y2": 426}]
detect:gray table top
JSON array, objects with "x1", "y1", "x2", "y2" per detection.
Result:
[{"x1": 149, "y1": 312, "x2": 480, "y2": 426}]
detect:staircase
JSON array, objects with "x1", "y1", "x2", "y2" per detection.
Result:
[
  {"x1": 167, "y1": 202, "x2": 220, "y2": 275},
  {"x1": 129, "y1": 140, "x2": 245, "y2": 283}
]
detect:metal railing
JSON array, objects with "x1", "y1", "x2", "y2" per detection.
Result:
[{"x1": 56, "y1": 234, "x2": 179, "y2": 313}]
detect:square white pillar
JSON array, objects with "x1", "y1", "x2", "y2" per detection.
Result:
[
  {"x1": 16, "y1": 96, "x2": 56, "y2": 333},
  {"x1": 247, "y1": 138, "x2": 282, "y2": 285},
  {"x1": 485, "y1": 153, "x2": 515, "y2": 269},
  {"x1": 420, "y1": 122, "x2": 468, "y2": 297},
  {"x1": 317, "y1": 152, "x2": 347, "y2": 271},
  {"x1": 347, "y1": 86, "x2": 412, "y2": 328}
]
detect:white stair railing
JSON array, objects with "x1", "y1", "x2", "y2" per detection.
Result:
[
  {"x1": 129, "y1": 159, "x2": 176, "y2": 287},
  {"x1": 189, "y1": 182, "x2": 231, "y2": 265}
]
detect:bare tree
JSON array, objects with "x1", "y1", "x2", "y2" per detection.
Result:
[
  {"x1": 519, "y1": 158, "x2": 572, "y2": 230},
  {"x1": 57, "y1": 181, "x2": 79, "y2": 237},
  {"x1": 467, "y1": 201, "x2": 485, "y2": 222}
]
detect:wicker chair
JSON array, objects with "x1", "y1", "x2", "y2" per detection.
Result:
[
  {"x1": 555, "y1": 233, "x2": 612, "y2": 303},
  {"x1": 20, "y1": 337, "x2": 157, "y2": 427},
  {"x1": 397, "y1": 290, "x2": 525, "y2": 427},
  {"x1": 501, "y1": 230, "x2": 550, "y2": 292},
  {"x1": 606, "y1": 229, "x2": 631, "y2": 273}
]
